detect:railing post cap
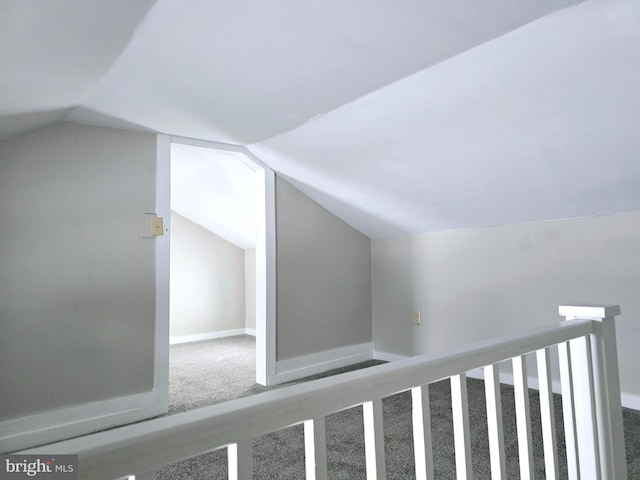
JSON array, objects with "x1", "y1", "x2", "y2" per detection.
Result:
[{"x1": 559, "y1": 304, "x2": 621, "y2": 319}]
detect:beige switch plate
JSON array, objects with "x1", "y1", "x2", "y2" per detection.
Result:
[
  {"x1": 150, "y1": 216, "x2": 164, "y2": 236},
  {"x1": 142, "y1": 213, "x2": 164, "y2": 237},
  {"x1": 413, "y1": 309, "x2": 421, "y2": 325}
]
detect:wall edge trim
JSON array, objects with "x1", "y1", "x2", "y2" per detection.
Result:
[
  {"x1": 373, "y1": 350, "x2": 409, "y2": 362},
  {"x1": 169, "y1": 329, "x2": 248, "y2": 345},
  {"x1": 1, "y1": 390, "x2": 166, "y2": 453},
  {"x1": 269, "y1": 342, "x2": 374, "y2": 386},
  {"x1": 466, "y1": 367, "x2": 639, "y2": 411}
]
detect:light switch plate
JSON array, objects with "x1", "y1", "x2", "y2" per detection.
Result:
[
  {"x1": 150, "y1": 216, "x2": 164, "y2": 236},
  {"x1": 142, "y1": 213, "x2": 164, "y2": 237}
]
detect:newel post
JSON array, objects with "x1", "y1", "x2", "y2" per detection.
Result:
[{"x1": 559, "y1": 305, "x2": 627, "y2": 480}]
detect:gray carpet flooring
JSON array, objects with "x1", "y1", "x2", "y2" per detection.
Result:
[{"x1": 158, "y1": 335, "x2": 640, "y2": 479}]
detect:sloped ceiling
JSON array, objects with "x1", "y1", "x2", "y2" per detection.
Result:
[
  {"x1": 253, "y1": 0, "x2": 640, "y2": 237},
  {"x1": 171, "y1": 144, "x2": 257, "y2": 249},
  {"x1": 0, "y1": 0, "x2": 157, "y2": 138},
  {"x1": 2, "y1": 0, "x2": 639, "y2": 238}
]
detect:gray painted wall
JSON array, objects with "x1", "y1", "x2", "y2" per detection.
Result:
[
  {"x1": 245, "y1": 249, "x2": 256, "y2": 331},
  {"x1": 170, "y1": 211, "x2": 245, "y2": 337},
  {"x1": 0, "y1": 122, "x2": 157, "y2": 421},
  {"x1": 372, "y1": 213, "x2": 640, "y2": 396},
  {"x1": 275, "y1": 176, "x2": 372, "y2": 360}
]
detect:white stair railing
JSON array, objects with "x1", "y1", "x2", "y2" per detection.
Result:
[
  {"x1": 558, "y1": 304, "x2": 627, "y2": 480},
  {"x1": 16, "y1": 304, "x2": 626, "y2": 480}
]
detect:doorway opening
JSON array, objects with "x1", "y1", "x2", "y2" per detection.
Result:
[{"x1": 167, "y1": 138, "x2": 275, "y2": 399}]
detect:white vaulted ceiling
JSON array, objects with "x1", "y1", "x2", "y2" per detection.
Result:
[
  {"x1": 2, "y1": 0, "x2": 640, "y2": 238},
  {"x1": 170, "y1": 143, "x2": 257, "y2": 249}
]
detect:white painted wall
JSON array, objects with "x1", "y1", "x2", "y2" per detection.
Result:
[
  {"x1": 245, "y1": 249, "x2": 256, "y2": 332},
  {"x1": 170, "y1": 211, "x2": 245, "y2": 337},
  {"x1": 0, "y1": 122, "x2": 157, "y2": 421},
  {"x1": 275, "y1": 176, "x2": 372, "y2": 361},
  {"x1": 372, "y1": 213, "x2": 640, "y2": 396}
]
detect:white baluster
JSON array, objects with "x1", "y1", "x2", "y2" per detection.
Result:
[
  {"x1": 512, "y1": 355, "x2": 534, "y2": 480},
  {"x1": 304, "y1": 417, "x2": 328, "y2": 480},
  {"x1": 483, "y1": 364, "x2": 506, "y2": 480},
  {"x1": 568, "y1": 334, "x2": 600, "y2": 480},
  {"x1": 536, "y1": 347, "x2": 559, "y2": 480},
  {"x1": 363, "y1": 399, "x2": 386, "y2": 480},
  {"x1": 451, "y1": 374, "x2": 472, "y2": 479},
  {"x1": 228, "y1": 439, "x2": 252, "y2": 480},
  {"x1": 411, "y1": 385, "x2": 434, "y2": 480},
  {"x1": 558, "y1": 340, "x2": 581, "y2": 479}
]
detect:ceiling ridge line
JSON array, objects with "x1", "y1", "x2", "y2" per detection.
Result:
[
  {"x1": 247, "y1": 0, "x2": 587, "y2": 149},
  {"x1": 66, "y1": 0, "x2": 183, "y2": 122}
]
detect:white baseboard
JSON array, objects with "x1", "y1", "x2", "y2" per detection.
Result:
[
  {"x1": 1, "y1": 390, "x2": 166, "y2": 453},
  {"x1": 373, "y1": 350, "x2": 409, "y2": 362},
  {"x1": 245, "y1": 328, "x2": 256, "y2": 337},
  {"x1": 466, "y1": 367, "x2": 639, "y2": 411},
  {"x1": 271, "y1": 342, "x2": 374, "y2": 385},
  {"x1": 621, "y1": 393, "x2": 640, "y2": 411},
  {"x1": 169, "y1": 328, "x2": 251, "y2": 345}
]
